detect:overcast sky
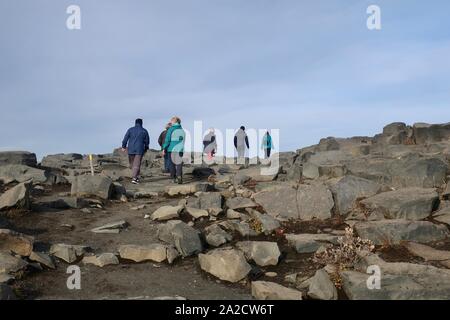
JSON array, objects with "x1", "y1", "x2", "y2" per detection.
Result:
[{"x1": 1, "y1": 0, "x2": 450, "y2": 160}]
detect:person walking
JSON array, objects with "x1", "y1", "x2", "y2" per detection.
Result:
[
  {"x1": 121, "y1": 118, "x2": 150, "y2": 184},
  {"x1": 203, "y1": 128, "x2": 217, "y2": 161},
  {"x1": 158, "y1": 123, "x2": 172, "y2": 173},
  {"x1": 162, "y1": 116, "x2": 185, "y2": 184},
  {"x1": 234, "y1": 126, "x2": 249, "y2": 160},
  {"x1": 261, "y1": 131, "x2": 274, "y2": 159}
]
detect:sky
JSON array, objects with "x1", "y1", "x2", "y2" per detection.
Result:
[{"x1": 1, "y1": 0, "x2": 450, "y2": 160}]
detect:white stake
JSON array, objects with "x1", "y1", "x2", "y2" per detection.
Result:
[{"x1": 89, "y1": 154, "x2": 94, "y2": 176}]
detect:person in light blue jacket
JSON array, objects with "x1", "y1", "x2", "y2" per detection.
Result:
[
  {"x1": 162, "y1": 116, "x2": 186, "y2": 184},
  {"x1": 121, "y1": 118, "x2": 150, "y2": 184},
  {"x1": 261, "y1": 131, "x2": 274, "y2": 159}
]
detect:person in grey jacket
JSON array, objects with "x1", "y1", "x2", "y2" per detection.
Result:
[
  {"x1": 121, "y1": 118, "x2": 150, "y2": 184},
  {"x1": 234, "y1": 126, "x2": 249, "y2": 159}
]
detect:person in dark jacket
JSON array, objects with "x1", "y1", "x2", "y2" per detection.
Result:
[
  {"x1": 162, "y1": 116, "x2": 185, "y2": 184},
  {"x1": 121, "y1": 118, "x2": 150, "y2": 184},
  {"x1": 234, "y1": 126, "x2": 249, "y2": 159},
  {"x1": 158, "y1": 123, "x2": 172, "y2": 173},
  {"x1": 203, "y1": 128, "x2": 217, "y2": 161}
]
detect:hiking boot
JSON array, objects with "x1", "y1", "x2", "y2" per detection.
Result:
[
  {"x1": 131, "y1": 178, "x2": 139, "y2": 184},
  {"x1": 172, "y1": 177, "x2": 177, "y2": 183},
  {"x1": 177, "y1": 177, "x2": 183, "y2": 184}
]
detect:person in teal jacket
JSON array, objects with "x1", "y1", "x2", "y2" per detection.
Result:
[
  {"x1": 162, "y1": 116, "x2": 186, "y2": 184},
  {"x1": 261, "y1": 131, "x2": 274, "y2": 159}
]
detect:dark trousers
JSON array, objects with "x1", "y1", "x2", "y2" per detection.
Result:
[
  {"x1": 168, "y1": 152, "x2": 183, "y2": 178},
  {"x1": 128, "y1": 154, "x2": 143, "y2": 179},
  {"x1": 264, "y1": 148, "x2": 271, "y2": 158},
  {"x1": 163, "y1": 152, "x2": 170, "y2": 172}
]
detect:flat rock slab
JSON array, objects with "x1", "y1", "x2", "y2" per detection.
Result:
[
  {"x1": 354, "y1": 220, "x2": 449, "y2": 245},
  {"x1": 307, "y1": 269, "x2": 338, "y2": 300},
  {"x1": 118, "y1": 244, "x2": 171, "y2": 263},
  {"x1": 251, "y1": 281, "x2": 302, "y2": 300},
  {"x1": 151, "y1": 205, "x2": 183, "y2": 221},
  {"x1": 403, "y1": 242, "x2": 450, "y2": 262},
  {"x1": 198, "y1": 248, "x2": 251, "y2": 283},
  {"x1": 0, "y1": 229, "x2": 34, "y2": 256},
  {"x1": 82, "y1": 253, "x2": 119, "y2": 267},
  {"x1": 157, "y1": 220, "x2": 203, "y2": 257},
  {"x1": 225, "y1": 197, "x2": 258, "y2": 210},
  {"x1": 0, "y1": 151, "x2": 37, "y2": 167},
  {"x1": 91, "y1": 220, "x2": 128, "y2": 234},
  {"x1": 253, "y1": 184, "x2": 334, "y2": 220},
  {"x1": 29, "y1": 251, "x2": 55, "y2": 269},
  {"x1": 49, "y1": 244, "x2": 89, "y2": 263},
  {"x1": 204, "y1": 224, "x2": 233, "y2": 247},
  {"x1": 0, "y1": 164, "x2": 48, "y2": 184},
  {"x1": 360, "y1": 188, "x2": 438, "y2": 220},
  {"x1": 165, "y1": 183, "x2": 213, "y2": 196},
  {"x1": 285, "y1": 233, "x2": 338, "y2": 253}
]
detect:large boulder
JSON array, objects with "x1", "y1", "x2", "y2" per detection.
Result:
[
  {"x1": 70, "y1": 175, "x2": 114, "y2": 200},
  {"x1": 204, "y1": 224, "x2": 233, "y2": 247},
  {"x1": 157, "y1": 220, "x2": 203, "y2": 257},
  {"x1": 0, "y1": 165, "x2": 49, "y2": 185},
  {"x1": 329, "y1": 175, "x2": 381, "y2": 216},
  {"x1": 0, "y1": 229, "x2": 34, "y2": 256},
  {"x1": 0, "y1": 181, "x2": 32, "y2": 211},
  {"x1": 360, "y1": 188, "x2": 439, "y2": 220},
  {"x1": 198, "y1": 248, "x2": 251, "y2": 283},
  {"x1": 354, "y1": 220, "x2": 449, "y2": 245},
  {"x1": 40, "y1": 153, "x2": 83, "y2": 169},
  {"x1": 0, "y1": 151, "x2": 37, "y2": 167},
  {"x1": 225, "y1": 197, "x2": 258, "y2": 210},
  {"x1": 253, "y1": 185, "x2": 299, "y2": 219},
  {"x1": 151, "y1": 205, "x2": 183, "y2": 221},
  {"x1": 413, "y1": 122, "x2": 450, "y2": 145},
  {"x1": 236, "y1": 241, "x2": 280, "y2": 266},
  {"x1": 251, "y1": 281, "x2": 302, "y2": 300}
]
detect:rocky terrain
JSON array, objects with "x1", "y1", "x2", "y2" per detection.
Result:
[{"x1": 2, "y1": 121, "x2": 450, "y2": 300}]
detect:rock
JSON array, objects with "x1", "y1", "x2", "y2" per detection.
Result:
[
  {"x1": 341, "y1": 269, "x2": 450, "y2": 300},
  {"x1": 0, "y1": 284, "x2": 16, "y2": 300},
  {"x1": 251, "y1": 281, "x2": 302, "y2": 300},
  {"x1": 29, "y1": 251, "x2": 55, "y2": 269},
  {"x1": 151, "y1": 205, "x2": 183, "y2": 221},
  {"x1": 0, "y1": 181, "x2": 32, "y2": 211},
  {"x1": 360, "y1": 188, "x2": 438, "y2": 220},
  {"x1": 41, "y1": 153, "x2": 83, "y2": 168},
  {"x1": 354, "y1": 220, "x2": 449, "y2": 245},
  {"x1": 166, "y1": 246, "x2": 180, "y2": 264},
  {"x1": 265, "y1": 272, "x2": 277, "y2": 277},
  {"x1": 192, "y1": 167, "x2": 216, "y2": 179},
  {"x1": 118, "y1": 244, "x2": 168, "y2": 263},
  {"x1": 218, "y1": 220, "x2": 259, "y2": 237},
  {"x1": 82, "y1": 253, "x2": 119, "y2": 267},
  {"x1": 0, "y1": 165, "x2": 49, "y2": 184},
  {"x1": 157, "y1": 220, "x2": 203, "y2": 257},
  {"x1": 307, "y1": 269, "x2": 338, "y2": 300},
  {"x1": 302, "y1": 162, "x2": 346, "y2": 180},
  {"x1": 329, "y1": 175, "x2": 381, "y2": 216},
  {"x1": 413, "y1": 122, "x2": 450, "y2": 144},
  {"x1": 204, "y1": 224, "x2": 233, "y2": 247},
  {"x1": 0, "y1": 229, "x2": 34, "y2": 256},
  {"x1": 225, "y1": 197, "x2": 258, "y2": 210},
  {"x1": 49, "y1": 244, "x2": 88, "y2": 263},
  {"x1": 253, "y1": 184, "x2": 334, "y2": 220},
  {"x1": 0, "y1": 151, "x2": 37, "y2": 167},
  {"x1": 0, "y1": 251, "x2": 28, "y2": 274},
  {"x1": 165, "y1": 183, "x2": 213, "y2": 196},
  {"x1": 403, "y1": 242, "x2": 450, "y2": 262},
  {"x1": 285, "y1": 233, "x2": 339, "y2": 253},
  {"x1": 70, "y1": 175, "x2": 114, "y2": 200},
  {"x1": 226, "y1": 209, "x2": 244, "y2": 219},
  {"x1": 235, "y1": 167, "x2": 279, "y2": 183},
  {"x1": 197, "y1": 192, "x2": 223, "y2": 216},
  {"x1": 434, "y1": 207, "x2": 450, "y2": 224},
  {"x1": 248, "y1": 210, "x2": 280, "y2": 235},
  {"x1": 236, "y1": 241, "x2": 281, "y2": 266},
  {"x1": 90, "y1": 220, "x2": 128, "y2": 234},
  {"x1": 198, "y1": 248, "x2": 251, "y2": 283},
  {"x1": 185, "y1": 207, "x2": 209, "y2": 219},
  {"x1": 36, "y1": 196, "x2": 86, "y2": 209},
  {"x1": 253, "y1": 185, "x2": 299, "y2": 219}
]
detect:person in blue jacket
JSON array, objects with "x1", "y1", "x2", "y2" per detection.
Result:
[
  {"x1": 162, "y1": 116, "x2": 185, "y2": 184},
  {"x1": 261, "y1": 131, "x2": 274, "y2": 159},
  {"x1": 121, "y1": 118, "x2": 150, "y2": 184}
]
